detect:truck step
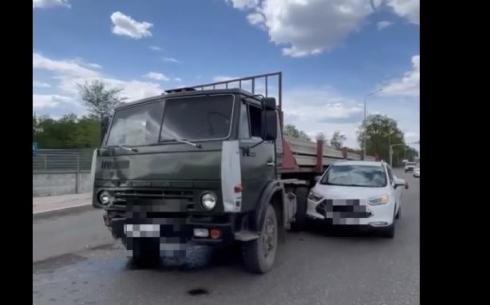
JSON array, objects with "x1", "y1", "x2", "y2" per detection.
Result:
[{"x1": 234, "y1": 231, "x2": 260, "y2": 241}]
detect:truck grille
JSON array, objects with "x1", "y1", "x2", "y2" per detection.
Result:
[{"x1": 114, "y1": 189, "x2": 195, "y2": 202}]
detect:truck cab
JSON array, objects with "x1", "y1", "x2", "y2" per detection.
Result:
[{"x1": 92, "y1": 83, "x2": 300, "y2": 273}]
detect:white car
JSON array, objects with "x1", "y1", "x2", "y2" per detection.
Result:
[
  {"x1": 306, "y1": 161, "x2": 407, "y2": 237},
  {"x1": 413, "y1": 167, "x2": 420, "y2": 178},
  {"x1": 404, "y1": 162, "x2": 416, "y2": 173}
]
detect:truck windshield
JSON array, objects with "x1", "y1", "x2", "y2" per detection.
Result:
[
  {"x1": 160, "y1": 95, "x2": 234, "y2": 141},
  {"x1": 106, "y1": 101, "x2": 163, "y2": 147},
  {"x1": 320, "y1": 165, "x2": 387, "y2": 187}
]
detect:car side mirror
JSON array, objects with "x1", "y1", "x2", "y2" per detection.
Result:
[
  {"x1": 314, "y1": 175, "x2": 321, "y2": 183},
  {"x1": 394, "y1": 178, "x2": 407, "y2": 189}
]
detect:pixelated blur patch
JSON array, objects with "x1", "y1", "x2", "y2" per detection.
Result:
[{"x1": 187, "y1": 288, "x2": 209, "y2": 296}]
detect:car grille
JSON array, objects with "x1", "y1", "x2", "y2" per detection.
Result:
[{"x1": 316, "y1": 199, "x2": 371, "y2": 218}]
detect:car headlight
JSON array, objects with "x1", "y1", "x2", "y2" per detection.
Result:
[
  {"x1": 201, "y1": 192, "x2": 217, "y2": 210},
  {"x1": 98, "y1": 190, "x2": 113, "y2": 205},
  {"x1": 308, "y1": 191, "x2": 323, "y2": 202},
  {"x1": 368, "y1": 194, "x2": 390, "y2": 205}
]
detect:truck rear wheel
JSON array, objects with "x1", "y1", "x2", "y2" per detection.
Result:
[
  {"x1": 241, "y1": 204, "x2": 278, "y2": 274},
  {"x1": 291, "y1": 186, "x2": 308, "y2": 231}
]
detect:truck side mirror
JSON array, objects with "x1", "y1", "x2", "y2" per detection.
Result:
[
  {"x1": 100, "y1": 116, "x2": 110, "y2": 144},
  {"x1": 262, "y1": 97, "x2": 276, "y2": 110},
  {"x1": 261, "y1": 110, "x2": 277, "y2": 141}
]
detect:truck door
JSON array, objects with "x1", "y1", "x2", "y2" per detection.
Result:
[{"x1": 239, "y1": 99, "x2": 276, "y2": 211}]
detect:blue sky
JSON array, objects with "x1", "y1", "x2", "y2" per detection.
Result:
[{"x1": 33, "y1": 0, "x2": 419, "y2": 149}]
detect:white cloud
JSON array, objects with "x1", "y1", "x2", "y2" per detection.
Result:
[
  {"x1": 162, "y1": 57, "x2": 180, "y2": 63},
  {"x1": 381, "y1": 54, "x2": 419, "y2": 97},
  {"x1": 227, "y1": 0, "x2": 373, "y2": 57},
  {"x1": 281, "y1": 87, "x2": 366, "y2": 147},
  {"x1": 149, "y1": 46, "x2": 162, "y2": 51},
  {"x1": 110, "y1": 11, "x2": 153, "y2": 39},
  {"x1": 387, "y1": 0, "x2": 419, "y2": 25},
  {"x1": 33, "y1": 94, "x2": 75, "y2": 108},
  {"x1": 227, "y1": 0, "x2": 418, "y2": 57},
  {"x1": 33, "y1": 80, "x2": 51, "y2": 88},
  {"x1": 246, "y1": 12, "x2": 265, "y2": 25},
  {"x1": 33, "y1": 53, "x2": 99, "y2": 78},
  {"x1": 143, "y1": 72, "x2": 170, "y2": 81},
  {"x1": 33, "y1": 0, "x2": 70, "y2": 9},
  {"x1": 33, "y1": 53, "x2": 166, "y2": 114},
  {"x1": 226, "y1": 0, "x2": 259, "y2": 9},
  {"x1": 377, "y1": 20, "x2": 392, "y2": 30},
  {"x1": 174, "y1": 77, "x2": 182, "y2": 82}
]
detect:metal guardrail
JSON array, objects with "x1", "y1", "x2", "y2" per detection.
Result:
[{"x1": 33, "y1": 149, "x2": 94, "y2": 172}]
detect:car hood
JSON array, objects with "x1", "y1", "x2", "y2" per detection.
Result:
[{"x1": 312, "y1": 183, "x2": 390, "y2": 201}]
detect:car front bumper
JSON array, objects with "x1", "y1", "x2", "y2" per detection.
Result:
[{"x1": 306, "y1": 198, "x2": 395, "y2": 227}]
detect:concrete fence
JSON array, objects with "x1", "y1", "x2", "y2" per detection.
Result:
[
  {"x1": 33, "y1": 149, "x2": 95, "y2": 197},
  {"x1": 33, "y1": 170, "x2": 93, "y2": 197}
]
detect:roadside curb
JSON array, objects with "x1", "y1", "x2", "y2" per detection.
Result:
[{"x1": 33, "y1": 203, "x2": 95, "y2": 220}]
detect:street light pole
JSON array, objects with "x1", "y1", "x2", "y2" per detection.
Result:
[
  {"x1": 362, "y1": 88, "x2": 383, "y2": 160},
  {"x1": 389, "y1": 143, "x2": 405, "y2": 167}
]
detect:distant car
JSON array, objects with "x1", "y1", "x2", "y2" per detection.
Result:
[
  {"x1": 413, "y1": 167, "x2": 420, "y2": 178},
  {"x1": 306, "y1": 161, "x2": 407, "y2": 238},
  {"x1": 404, "y1": 162, "x2": 416, "y2": 173}
]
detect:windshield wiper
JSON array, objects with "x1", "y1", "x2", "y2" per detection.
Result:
[
  {"x1": 167, "y1": 138, "x2": 202, "y2": 149},
  {"x1": 115, "y1": 145, "x2": 138, "y2": 153}
]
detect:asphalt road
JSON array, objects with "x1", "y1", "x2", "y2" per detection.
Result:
[{"x1": 33, "y1": 171, "x2": 419, "y2": 305}]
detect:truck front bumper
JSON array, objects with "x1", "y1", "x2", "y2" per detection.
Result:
[{"x1": 103, "y1": 212, "x2": 236, "y2": 246}]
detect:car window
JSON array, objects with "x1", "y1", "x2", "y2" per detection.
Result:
[{"x1": 320, "y1": 165, "x2": 387, "y2": 187}]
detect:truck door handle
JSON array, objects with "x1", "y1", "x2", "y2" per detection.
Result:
[{"x1": 267, "y1": 161, "x2": 275, "y2": 166}]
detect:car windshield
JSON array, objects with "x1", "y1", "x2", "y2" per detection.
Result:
[
  {"x1": 160, "y1": 95, "x2": 233, "y2": 141},
  {"x1": 320, "y1": 164, "x2": 387, "y2": 187},
  {"x1": 106, "y1": 101, "x2": 163, "y2": 147}
]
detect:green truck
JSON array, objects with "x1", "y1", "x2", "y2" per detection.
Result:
[{"x1": 92, "y1": 72, "x2": 370, "y2": 273}]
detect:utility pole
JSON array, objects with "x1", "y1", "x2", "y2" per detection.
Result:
[{"x1": 362, "y1": 88, "x2": 383, "y2": 159}]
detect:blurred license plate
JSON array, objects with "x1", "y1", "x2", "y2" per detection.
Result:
[{"x1": 124, "y1": 224, "x2": 160, "y2": 238}]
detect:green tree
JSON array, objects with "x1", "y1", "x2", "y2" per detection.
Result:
[
  {"x1": 330, "y1": 131, "x2": 346, "y2": 149},
  {"x1": 77, "y1": 80, "x2": 125, "y2": 120},
  {"x1": 34, "y1": 114, "x2": 100, "y2": 149},
  {"x1": 283, "y1": 124, "x2": 311, "y2": 142},
  {"x1": 357, "y1": 114, "x2": 405, "y2": 164}
]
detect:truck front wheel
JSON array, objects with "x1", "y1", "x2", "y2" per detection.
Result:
[{"x1": 241, "y1": 204, "x2": 278, "y2": 274}]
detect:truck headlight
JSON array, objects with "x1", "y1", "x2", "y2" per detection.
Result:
[
  {"x1": 98, "y1": 190, "x2": 112, "y2": 205},
  {"x1": 368, "y1": 194, "x2": 390, "y2": 205},
  {"x1": 201, "y1": 192, "x2": 217, "y2": 210}
]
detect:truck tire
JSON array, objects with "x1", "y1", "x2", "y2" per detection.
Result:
[
  {"x1": 241, "y1": 204, "x2": 278, "y2": 274},
  {"x1": 291, "y1": 187, "x2": 309, "y2": 231},
  {"x1": 131, "y1": 239, "x2": 160, "y2": 266}
]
